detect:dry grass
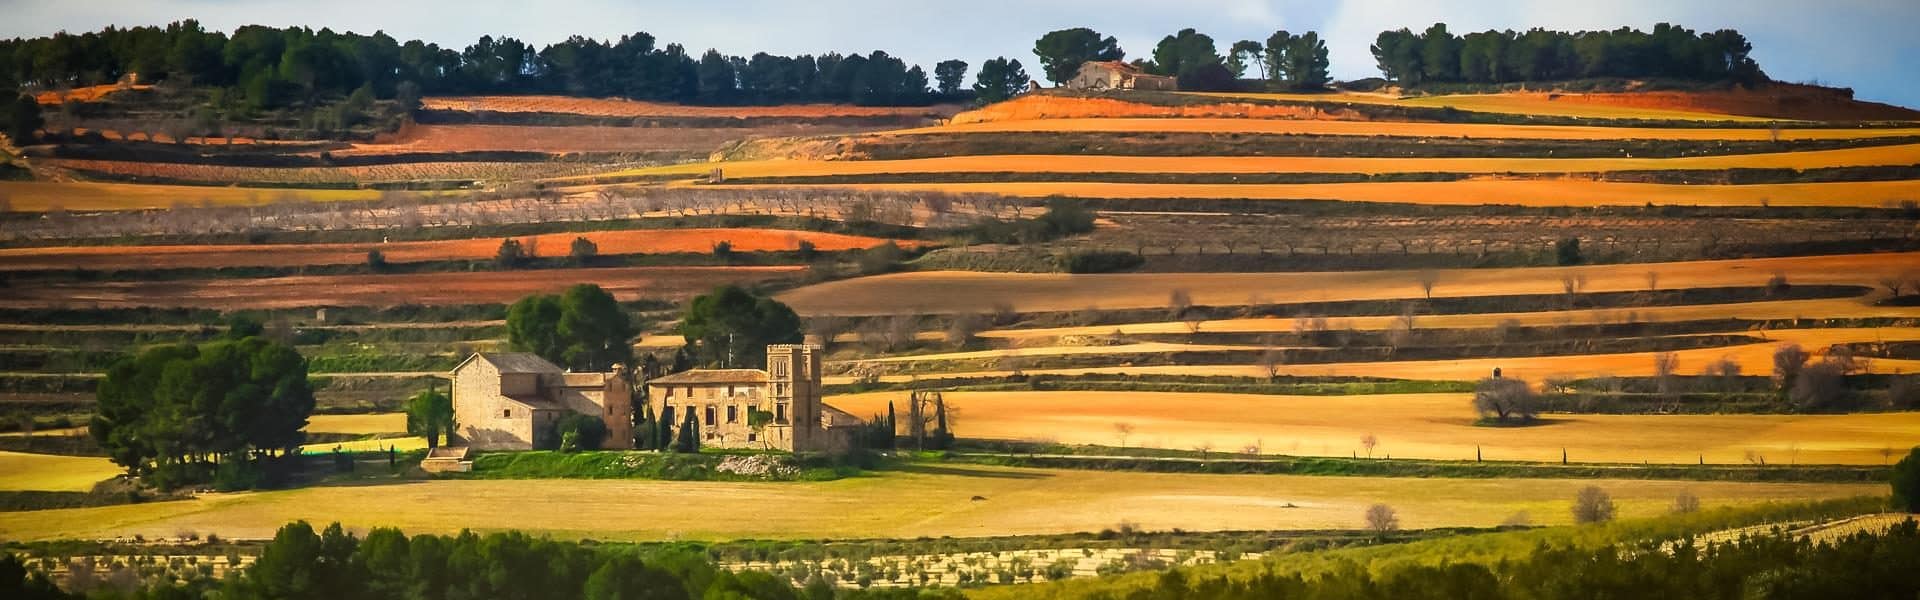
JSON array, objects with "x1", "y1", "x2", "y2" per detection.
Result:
[
  {"x1": 0, "y1": 464, "x2": 1878, "y2": 542},
  {"x1": 778, "y1": 252, "x2": 1920, "y2": 315},
  {"x1": 1186, "y1": 91, "x2": 1780, "y2": 122},
  {"x1": 45, "y1": 158, "x2": 606, "y2": 186},
  {"x1": 34, "y1": 83, "x2": 153, "y2": 105},
  {"x1": 343, "y1": 123, "x2": 891, "y2": 155},
  {"x1": 0, "y1": 451, "x2": 121, "y2": 492},
  {"x1": 894, "y1": 118, "x2": 1920, "y2": 141},
  {"x1": 0, "y1": 265, "x2": 804, "y2": 309},
  {"x1": 306, "y1": 413, "x2": 406, "y2": 435},
  {"x1": 0, "y1": 181, "x2": 383, "y2": 212},
  {"x1": 829, "y1": 390, "x2": 1920, "y2": 465},
  {"x1": 0, "y1": 229, "x2": 913, "y2": 271},
  {"x1": 710, "y1": 179, "x2": 1920, "y2": 209}
]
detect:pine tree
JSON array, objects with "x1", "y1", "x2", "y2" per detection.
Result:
[{"x1": 886, "y1": 402, "x2": 898, "y2": 449}]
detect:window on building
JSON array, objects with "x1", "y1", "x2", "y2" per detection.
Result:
[
  {"x1": 748, "y1": 433, "x2": 757, "y2": 442},
  {"x1": 704, "y1": 406, "x2": 716, "y2": 426},
  {"x1": 502, "y1": 409, "x2": 511, "y2": 418},
  {"x1": 776, "y1": 403, "x2": 788, "y2": 424},
  {"x1": 726, "y1": 405, "x2": 738, "y2": 423}
]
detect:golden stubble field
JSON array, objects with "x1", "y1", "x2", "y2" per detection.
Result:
[
  {"x1": 711, "y1": 179, "x2": 1920, "y2": 208},
  {"x1": 778, "y1": 252, "x2": 1920, "y2": 315},
  {"x1": 0, "y1": 462, "x2": 1878, "y2": 542},
  {"x1": 828, "y1": 391, "x2": 1920, "y2": 465}
]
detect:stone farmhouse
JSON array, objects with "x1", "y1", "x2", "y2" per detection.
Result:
[
  {"x1": 448, "y1": 353, "x2": 634, "y2": 450},
  {"x1": 646, "y1": 343, "x2": 861, "y2": 453},
  {"x1": 447, "y1": 344, "x2": 860, "y2": 454},
  {"x1": 1066, "y1": 60, "x2": 1178, "y2": 91}
]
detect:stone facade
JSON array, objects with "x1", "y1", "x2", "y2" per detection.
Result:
[
  {"x1": 646, "y1": 344, "x2": 859, "y2": 453},
  {"x1": 448, "y1": 353, "x2": 634, "y2": 451},
  {"x1": 1066, "y1": 60, "x2": 1178, "y2": 91}
]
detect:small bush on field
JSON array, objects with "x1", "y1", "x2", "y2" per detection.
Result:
[{"x1": 1573, "y1": 486, "x2": 1617, "y2": 524}]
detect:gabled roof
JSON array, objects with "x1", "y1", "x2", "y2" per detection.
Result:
[
  {"x1": 454, "y1": 352, "x2": 563, "y2": 375},
  {"x1": 648, "y1": 369, "x2": 769, "y2": 385}
]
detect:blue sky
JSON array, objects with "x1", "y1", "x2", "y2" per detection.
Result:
[{"x1": 5, "y1": 0, "x2": 1917, "y2": 108}]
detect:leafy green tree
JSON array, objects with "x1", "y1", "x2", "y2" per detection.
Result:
[
  {"x1": 678, "y1": 285, "x2": 802, "y2": 369},
  {"x1": 1031, "y1": 28, "x2": 1125, "y2": 85},
  {"x1": 495, "y1": 238, "x2": 528, "y2": 268},
  {"x1": 553, "y1": 413, "x2": 607, "y2": 452},
  {"x1": 366, "y1": 249, "x2": 389, "y2": 272},
  {"x1": 697, "y1": 49, "x2": 736, "y2": 102},
  {"x1": 1419, "y1": 23, "x2": 1461, "y2": 82},
  {"x1": 0, "y1": 552, "x2": 70, "y2": 600},
  {"x1": 2, "y1": 91, "x2": 43, "y2": 143},
  {"x1": 1278, "y1": 32, "x2": 1330, "y2": 90},
  {"x1": 506, "y1": 293, "x2": 565, "y2": 362},
  {"x1": 1894, "y1": 446, "x2": 1920, "y2": 512},
  {"x1": 711, "y1": 240, "x2": 734, "y2": 261},
  {"x1": 91, "y1": 338, "x2": 314, "y2": 485},
  {"x1": 556, "y1": 284, "x2": 636, "y2": 371},
  {"x1": 584, "y1": 555, "x2": 688, "y2": 600},
  {"x1": 404, "y1": 387, "x2": 454, "y2": 449},
  {"x1": 569, "y1": 236, "x2": 598, "y2": 266},
  {"x1": 933, "y1": 59, "x2": 968, "y2": 96},
  {"x1": 1371, "y1": 28, "x2": 1424, "y2": 84},
  {"x1": 973, "y1": 57, "x2": 1027, "y2": 103},
  {"x1": 1227, "y1": 40, "x2": 1264, "y2": 79},
  {"x1": 1150, "y1": 28, "x2": 1222, "y2": 77}
]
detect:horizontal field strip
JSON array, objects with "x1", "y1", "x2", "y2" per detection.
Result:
[
  {"x1": 707, "y1": 179, "x2": 1920, "y2": 209},
  {"x1": 891, "y1": 118, "x2": 1920, "y2": 141},
  {"x1": 716, "y1": 164, "x2": 1920, "y2": 186},
  {"x1": 834, "y1": 132, "x2": 1920, "y2": 160}
]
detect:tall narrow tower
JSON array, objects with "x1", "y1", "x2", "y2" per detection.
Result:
[{"x1": 766, "y1": 344, "x2": 822, "y2": 451}]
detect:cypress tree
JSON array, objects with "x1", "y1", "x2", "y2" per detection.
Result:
[
  {"x1": 675, "y1": 411, "x2": 700, "y2": 453},
  {"x1": 886, "y1": 402, "x2": 897, "y2": 449}
]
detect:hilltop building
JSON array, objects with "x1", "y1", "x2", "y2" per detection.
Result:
[
  {"x1": 448, "y1": 353, "x2": 634, "y2": 450},
  {"x1": 646, "y1": 344, "x2": 861, "y2": 453},
  {"x1": 1066, "y1": 61, "x2": 1178, "y2": 91}
]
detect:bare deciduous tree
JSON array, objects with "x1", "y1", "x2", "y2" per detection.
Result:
[
  {"x1": 1167, "y1": 289, "x2": 1193, "y2": 320},
  {"x1": 1416, "y1": 271, "x2": 1439, "y2": 300},
  {"x1": 1572, "y1": 486, "x2": 1617, "y2": 524},
  {"x1": 1671, "y1": 490, "x2": 1701, "y2": 514},
  {"x1": 1112, "y1": 422, "x2": 1134, "y2": 448},
  {"x1": 1360, "y1": 433, "x2": 1378, "y2": 458},
  {"x1": 1364, "y1": 504, "x2": 1399, "y2": 536},
  {"x1": 1773, "y1": 344, "x2": 1810, "y2": 389},
  {"x1": 1473, "y1": 376, "x2": 1538, "y2": 423}
]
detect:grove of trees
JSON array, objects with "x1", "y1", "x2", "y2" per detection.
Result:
[
  {"x1": 90, "y1": 334, "x2": 315, "y2": 488},
  {"x1": 677, "y1": 284, "x2": 803, "y2": 370},
  {"x1": 504, "y1": 284, "x2": 637, "y2": 372},
  {"x1": 973, "y1": 57, "x2": 1028, "y2": 103},
  {"x1": 0, "y1": 21, "x2": 961, "y2": 108},
  {"x1": 1371, "y1": 23, "x2": 1765, "y2": 86},
  {"x1": 1031, "y1": 28, "x2": 1124, "y2": 85}
]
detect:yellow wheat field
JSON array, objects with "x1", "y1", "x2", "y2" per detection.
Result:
[
  {"x1": 0, "y1": 451, "x2": 122, "y2": 492},
  {"x1": 0, "y1": 181, "x2": 384, "y2": 212},
  {"x1": 0, "y1": 464, "x2": 1878, "y2": 542},
  {"x1": 1184, "y1": 91, "x2": 1778, "y2": 122},
  {"x1": 829, "y1": 391, "x2": 1920, "y2": 465}
]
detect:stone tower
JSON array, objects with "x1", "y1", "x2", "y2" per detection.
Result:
[{"x1": 766, "y1": 343, "x2": 822, "y2": 451}]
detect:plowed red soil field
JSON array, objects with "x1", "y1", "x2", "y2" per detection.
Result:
[
  {"x1": 0, "y1": 266, "x2": 803, "y2": 309},
  {"x1": 0, "y1": 229, "x2": 911, "y2": 271}
]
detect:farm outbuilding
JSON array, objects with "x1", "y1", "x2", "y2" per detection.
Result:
[{"x1": 1066, "y1": 61, "x2": 1178, "y2": 91}]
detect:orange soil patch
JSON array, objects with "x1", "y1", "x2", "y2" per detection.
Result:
[
  {"x1": 0, "y1": 266, "x2": 802, "y2": 309},
  {"x1": 777, "y1": 252, "x2": 1920, "y2": 315},
  {"x1": 828, "y1": 390, "x2": 1920, "y2": 465},
  {"x1": 47, "y1": 158, "x2": 604, "y2": 185},
  {"x1": 895, "y1": 117, "x2": 1920, "y2": 141},
  {"x1": 0, "y1": 181, "x2": 382, "y2": 212},
  {"x1": 422, "y1": 96, "x2": 954, "y2": 119},
  {"x1": 710, "y1": 179, "x2": 1920, "y2": 209},
  {"x1": 0, "y1": 229, "x2": 912, "y2": 271},
  {"x1": 948, "y1": 94, "x2": 1365, "y2": 125},
  {"x1": 65, "y1": 128, "x2": 282, "y2": 146},
  {"x1": 34, "y1": 84, "x2": 153, "y2": 105},
  {"x1": 611, "y1": 143, "x2": 1920, "y2": 180}
]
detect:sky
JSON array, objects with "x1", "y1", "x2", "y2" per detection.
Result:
[{"x1": 4, "y1": 0, "x2": 1918, "y2": 108}]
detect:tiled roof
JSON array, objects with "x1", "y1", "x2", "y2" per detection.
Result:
[
  {"x1": 647, "y1": 369, "x2": 769, "y2": 385},
  {"x1": 560, "y1": 373, "x2": 607, "y2": 387},
  {"x1": 474, "y1": 352, "x2": 562, "y2": 374}
]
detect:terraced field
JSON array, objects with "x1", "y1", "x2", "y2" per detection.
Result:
[
  {"x1": 894, "y1": 118, "x2": 1920, "y2": 140},
  {"x1": 0, "y1": 180, "x2": 383, "y2": 211}
]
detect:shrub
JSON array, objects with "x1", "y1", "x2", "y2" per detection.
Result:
[
  {"x1": 569, "y1": 237, "x2": 598, "y2": 265},
  {"x1": 366, "y1": 249, "x2": 388, "y2": 272},
  {"x1": 1473, "y1": 376, "x2": 1538, "y2": 423},
  {"x1": 496, "y1": 238, "x2": 527, "y2": 268},
  {"x1": 1894, "y1": 447, "x2": 1920, "y2": 513},
  {"x1": 551, "y1": 413, "x2": 608, "y2": 452},
  {"x1": 1065, "y1": 251, "x2": 1144, "y2": 273},
  {"x1": 1365, "y1": 503, "x2": 1399, "y2": 536},
  {"x1": 1555, "y1": 237, "x2": 1583, "y2": 265}
]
